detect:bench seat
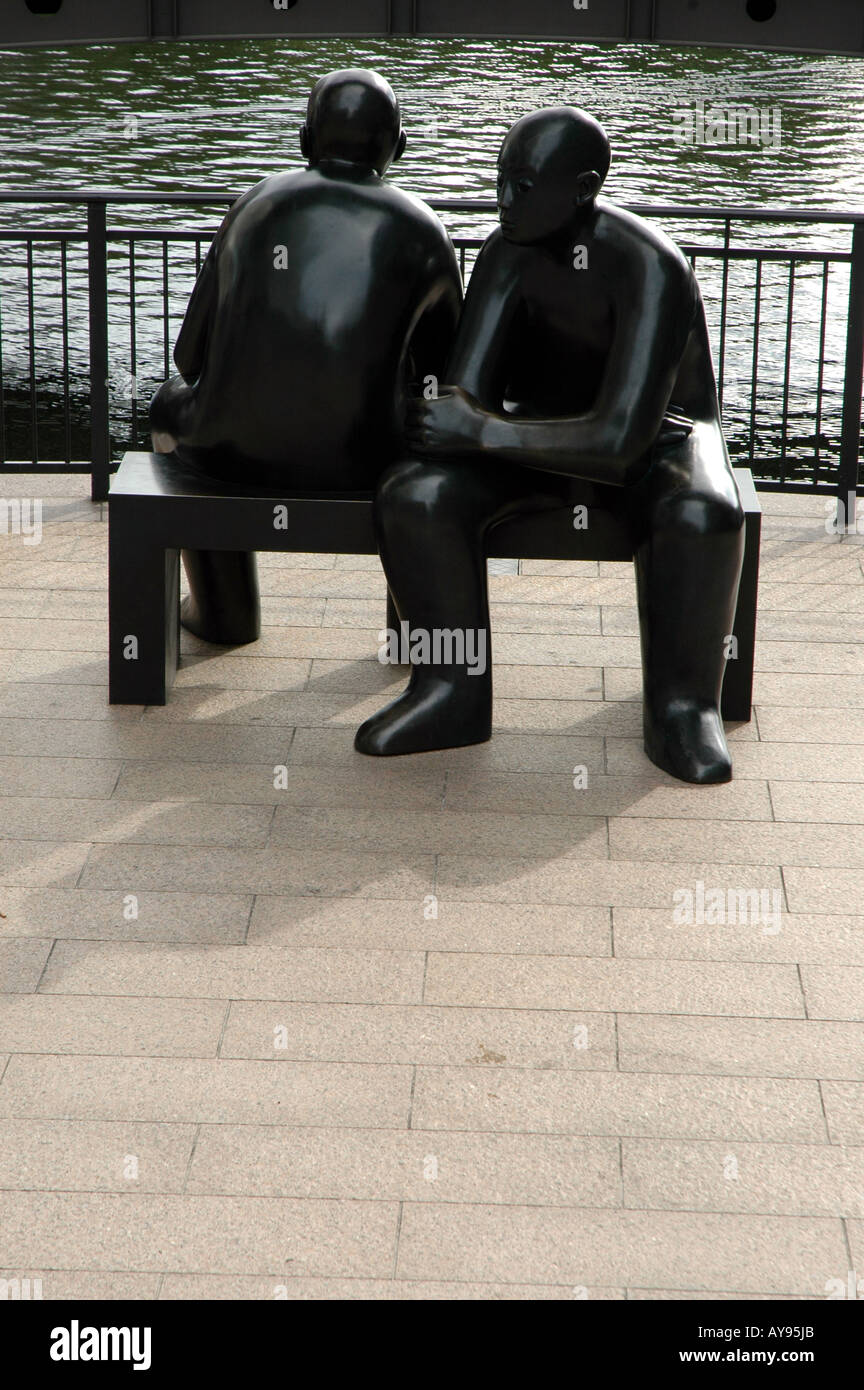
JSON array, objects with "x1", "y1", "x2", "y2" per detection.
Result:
[{"x1": 108, "y1": 450, "x2": 760, "y2": 720}]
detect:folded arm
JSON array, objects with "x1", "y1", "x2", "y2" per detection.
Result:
[
  {"x1": 408, "y1": 237, "x2": 697, "y2": 487},
  {"x1": 478, "y1": 266, "x2": 696, "y2": 485}
]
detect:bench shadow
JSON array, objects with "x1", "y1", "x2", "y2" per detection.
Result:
[{"x1": 13, "y1": 613, "x2": 752, "y2": 997}]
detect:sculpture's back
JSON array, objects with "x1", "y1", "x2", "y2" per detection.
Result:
[
  {"x1": 147, "y1": 68, "x2": 462, "y2": 646},
  {"x1": 150, "y1": 68, "x2": 462, "y2": 492}
]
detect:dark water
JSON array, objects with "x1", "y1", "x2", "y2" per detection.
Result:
[{"x1": 0, "y1": 36, "x2": 862, "y2": 472}]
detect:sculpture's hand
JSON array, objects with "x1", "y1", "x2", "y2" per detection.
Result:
[
  {"x1": 405, "y1": 385, "x2": 484, "y2": 456},
  {"x1": 655, "y1": 405, "x2": 694, "y2": 450}
]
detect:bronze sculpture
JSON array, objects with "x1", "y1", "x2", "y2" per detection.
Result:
[
  {"x1": 355, "y1": 107, "x2": 745, "y2": 784},
  {"x1": 150, "y1": 68, "x2": 462, "y2": 644}
]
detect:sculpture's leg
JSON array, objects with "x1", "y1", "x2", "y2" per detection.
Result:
[
  {"x1": 356, "y1": 456, "x2": 562, "y2": 756},
  {"x1": 149, "y1": 388, "x2": 262, "y2": 647},
  {"x1": 386, "y1": 586, "x2": 400, "y2": 634},
  {"x1": 631, "y1": 423, "x2": 745, "y2": 784},
  {"x1": 356, "y1": 457, "x2": 494, "y2": 755},
  {"x1": 179, "y1": 550, "x2": 261, "y2": 645}
]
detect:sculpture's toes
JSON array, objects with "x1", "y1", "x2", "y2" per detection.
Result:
[
  {"x1": 644, "y1": 699, "x2": 732, "y2": 784},
  {"x1": 355, "y1": 680, "x2": 492, "y2": 757}
]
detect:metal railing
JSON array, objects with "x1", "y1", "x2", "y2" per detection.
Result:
[{"x1": 0, "y1": 190, "x2": 861, "y2": 505}]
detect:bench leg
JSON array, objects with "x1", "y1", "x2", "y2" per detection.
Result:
[
  {"x1": 109, "y1": 519, "x2": 179, "y2": 704},
  {"x1": 720, "y1": 505, "x2": 760, "y2": 722},
  {"x1": 385, "y1": 586, "x2": 399, "y2": 633}
]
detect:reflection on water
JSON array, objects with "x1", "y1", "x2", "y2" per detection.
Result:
[{"x1": 0, "y1": 37, "x2": 862, "y2": 471}]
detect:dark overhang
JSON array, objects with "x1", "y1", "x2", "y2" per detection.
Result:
[{"x1": 2, "y1": 0, "x2": 863, "y2": 58}]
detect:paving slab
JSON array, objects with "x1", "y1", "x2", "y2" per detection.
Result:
[{"x1": 1, "y1": 497, "x2": 862, "y2": 1299}]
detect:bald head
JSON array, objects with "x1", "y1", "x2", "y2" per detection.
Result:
[
  {"x1": 502, "y1": 107, "x2": 610, "y2": 184},
  {"x1": 497, "y1": 106, "x2": 611, "y2": 245},
  {"x1": 301, "y1": 69, "x2": 405, "y2": 176}
]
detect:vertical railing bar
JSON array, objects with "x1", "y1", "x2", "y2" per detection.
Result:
[
  {"x1": 61, "y1": 237, "x2": 71, "y2": 466},
  {"x1": 717, "y1": 217, "x2": 731, "y2": 411},
  {"x1": 779, "y1": 258, "x2": 796, "y2": 486},
  {"x1": 0, "y1": 252, "x2": 5, "y2": 463},
  {"x1": 748, "y1": 258, "x2": 762, "y2": 462},
  {"x1": 813, "y1": 258, "x2": 830, "y2": 485},
  {"x1": 837, "y1": 222, "x2": 864, "y2": 530},
  {"x1": 129, "y1": 238, "x2": 138, "y2": 445},
  {"x1": 162, "y1": 237, "x2": 170, "y2": 380},
  {"x1": 87, "y1": 197, "x2": 110, "y2": 501},
  {"x1": 26, "y1": 238, "x2": 37, "y2": 464}
]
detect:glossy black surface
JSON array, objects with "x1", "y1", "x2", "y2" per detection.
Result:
[
  {"x1": 356, "y1": 107, "x2": 746, "y2": 784},
  {"x1": 149, "y1": 68, "x2": 462, "y2": 642}
]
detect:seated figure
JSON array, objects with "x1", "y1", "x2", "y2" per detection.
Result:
[
  {"x1": 355, "y1": 106, "x2": 745, "y2": 784},
  {"x1": 150, "y1": 68, "x2": 462, "y2": 644}
]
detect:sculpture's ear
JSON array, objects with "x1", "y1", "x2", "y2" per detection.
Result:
[
  {"x1": 393, "y1": 128, "x2": 407, "y2": 164},
  {"x1": 574, "y1": 169, "x2": 602, "y2": 205},
  {"x1": 299, "y1": 123, "x2": 310, "y2": 160}
]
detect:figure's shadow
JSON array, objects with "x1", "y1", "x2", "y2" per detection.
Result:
[{"x1": 22, "y1": 587, "x2": 748, "y2": 998}]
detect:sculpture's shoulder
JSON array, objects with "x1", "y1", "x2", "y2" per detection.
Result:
[
  {"x1": 477, "y1": 225, "x2": 513, "y2": 258},
  {"x1": 237, "y1": 170, "x2": 449, "y2": 242},
  {"x1": 468, "y1": 226, "x2": 522, "y2": 280},
  {"x1": 228, "y1": 168, "x2": 320, "y2": 214},
  {"x1": 215, "y1": 170, "x2": 309, "y2": 238},
  {"x1": 372, "y1": 182, "x2": 457, "y2": 249},
  {"x1": 595, "y1": 200, "x2": 697, "y2": 296}
]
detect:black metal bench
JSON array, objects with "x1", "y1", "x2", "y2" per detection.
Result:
[{"x1": 108, "y1": 450, "x2": 761, "y2": 720}]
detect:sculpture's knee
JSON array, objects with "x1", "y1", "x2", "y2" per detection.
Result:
[
  {"x1": 376, "y1": 456, "x2": 485, "y2": 532},
  {"x1": 655, "y1": 486, "x2": 744, "y2": 544}
]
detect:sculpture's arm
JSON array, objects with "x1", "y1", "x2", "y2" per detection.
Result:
[
  {"x1": 404, "y1": 233, "x2": 524, "y2": 454},
  {"x1": 405, "y1": 238, "x2": 464, "y2": 385},
  {"x1": 172, "y1": 187, "x2": 252, "y2": 383},
  {"x1": 173, "y1": 236, "x2": 219, "y2": 384},
  {"x1": 479, "y1": 262, "x2": 698, "y2": 486},
  {"x1": 444, "y1": 233, "x2": 525, "y2": 408}
]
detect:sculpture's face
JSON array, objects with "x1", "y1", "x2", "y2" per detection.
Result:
[
  {"x1": 497, "y1": 153, "x2": 584, "y2": 245},
  {"x1": 497, "y1": 117, "x2": 605, "y2": 246}
]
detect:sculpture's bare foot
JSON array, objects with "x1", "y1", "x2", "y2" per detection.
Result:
[
  {"x1": 180, "y1": 594, "x2": 260, "y2": 645},
  {"x1": 644, "y1": 698, "x2": 732, "y2": 784},
  {"x1": 355, "y1": 678, "x2": 492, "y2": 756}
]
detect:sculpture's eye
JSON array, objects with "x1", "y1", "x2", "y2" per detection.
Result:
[{"x1": 516, "y1": 178, "x2": 534, "y2": 195}]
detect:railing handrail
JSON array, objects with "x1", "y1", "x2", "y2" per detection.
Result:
[
  {"x1": 0, "y1": 190, "x2": 861, "y2": 507},
  {"x1": 0, "y1": 189, "x2": 863, "y2": 225}
]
